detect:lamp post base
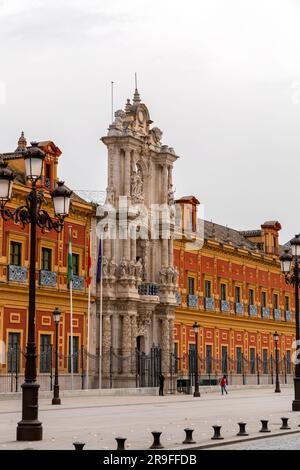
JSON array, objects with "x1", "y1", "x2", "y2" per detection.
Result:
[
  {"x1": 16, "y1": 382, "x2": 43, "y2": 441},
  {"x1": 292, "y1": 377, "x2": 300, "y2": 411},
  {"x1": 193, "y1": 391, "x2": 200, "y2": 397},
  {"x1": 52, "y1": 385, "x2": 61, "y2": 405},
  {"x1": 52, "y1": 397, "x2": 61, "y2": 405}
]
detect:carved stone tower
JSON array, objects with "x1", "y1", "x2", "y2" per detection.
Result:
[{"x1": 99, "y1": 88, "x2": 178, "y2": 387}]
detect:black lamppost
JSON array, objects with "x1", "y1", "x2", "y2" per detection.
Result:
[
  {"x1": 193, "y1": 321, "x2": 200, "y2": 397},
  {"x1": 273, "y1": 331, "x2": 281, "y2": 393},
  {"x1": 280, "y1": 236, "x2": 300, "y2": 410},
  {"x1": 0, "y1": 144, "x2": 72, "y2": 440},
  {"x1": 52, "y1": 307, "x2": 61, "y2": 405}
]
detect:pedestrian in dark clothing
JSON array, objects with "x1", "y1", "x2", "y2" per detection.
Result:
[
  {"x1": 220, "y1": 375, "x2": 228, "y2": 395},
  {"x1": 159, "y1": 373, "x2": 165, "y2": 396}
]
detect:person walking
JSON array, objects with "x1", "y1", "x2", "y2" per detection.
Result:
[
  {"x1": 220, "y1": 374, "x2": 228, "y2": 395},
  {"x1": 159, "y1": 373, "x2": 165, "y2": 396}
]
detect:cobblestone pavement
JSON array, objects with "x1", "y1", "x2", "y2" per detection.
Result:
[{"x1": 0, "y1": 387, "x2": 298, "y2": 450}]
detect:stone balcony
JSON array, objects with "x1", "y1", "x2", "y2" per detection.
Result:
[
  {"x1": 8, "y1": 265, "x2": 27, "y2": 283},
  {"x1": 273, "y1": 308, "x2": 281, "y2": 321},
  {"x1": 205, "y1": 297, "x2": 214, "y2": 311},
  {"x1": 220, "y1": 300, "x2": 230, "y2": 313},
  {"x1": 187, "y1": 294, "x2": 198, "y2": 308},
  {"x1": 138, "y1": 283, "x2": 159, "y2": 296},
  {"x1": 39, "y1": 270, "x2": 57, "y2": 287},
  {"x1": 262, "y1": 307, "x2": 270, "y2": 319},
  {"x1": 235, "y1": 302, "x2": 244, "y2": 315},
  {"x1": 248, "y1": 304, "x2": 257, "y2": 317}
]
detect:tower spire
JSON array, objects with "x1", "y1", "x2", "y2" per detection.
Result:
[
  {"x1": 16, "y1": 131, "x2": 27, "y2": 152},
  {"x1": 133, "y1": 72, "x2": 141, "y2": 104}
]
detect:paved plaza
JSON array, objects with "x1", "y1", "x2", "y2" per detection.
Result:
[{"x1": 0, "y1": 386, "x2": 299, "y2": 450}]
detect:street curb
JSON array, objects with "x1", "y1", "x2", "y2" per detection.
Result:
[{"x1": 170, "y1": 428, "x2": 300, "y2": 450}]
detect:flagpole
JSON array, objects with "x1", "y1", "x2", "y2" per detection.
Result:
[
  {"x1": 69, "y1": 226, "x2": 74, "y2": 391},
  {"x1": 99, "y1": 234, "x2": 103, "y2": 389},
  {"x1": 86, "y1": 230, "x2": 92, "y2": 390}
]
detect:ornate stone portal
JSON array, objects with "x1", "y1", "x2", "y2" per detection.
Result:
[{"x1": 98, "y1": 88, "x2": 178, "y2": 387}]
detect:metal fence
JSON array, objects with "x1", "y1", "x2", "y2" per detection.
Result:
[
  {"x1": 0, "y1": 345, "x2": 162, "y2": 393},
  {"x1": 169, "y1": 350, "x2": 294, "y2": 393}
]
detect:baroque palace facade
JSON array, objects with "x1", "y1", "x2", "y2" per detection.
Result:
[
  {"x1": 0, "y1": 133, "x2": 95, "y2": 390},
  {"x1": 174, "y1": 196, "x2": 294, "y2": 385}
]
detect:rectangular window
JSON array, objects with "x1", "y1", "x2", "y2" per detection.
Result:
[
  {"x1": 206, "y1": 345, "x2": 212, "y2": 374},
  {"x1": 236, "y1": 347, "x2": 242, "y2": 374},
  {"x1": 273, "y1": 293, "x2": 278, "y2": 309},
  {"x1": 286, "y1": 350, "x2": 291, "y2": 374},
  {"x1": 221, "y1": 346, "x2": 228, "y2": 374},
  {"x1": 249, "y1": 289, "x2": 254, "y2": 305},
  {"x1": 72, "y1": 254, "x2": 80, "y2": 276},
  {"x1": 220, "y1": 284, "x2": 226, "y2": 301},
  {"x1": 205, "y1": 280, "x2": 211, "y2": 298},
  {"x1": 10, "y1": 242, "x2": 22, "y2": 266},
  {"x1": 68, "y1": 336, "x2": 79, "y2": 373},
  {"x1": 45, "y1": 163, "x2": 51, "y2": 189},
  {"x1": 188, "y1": 277, "x2": 195, "y2": 295},
  {"x1": 262, "y1": 349, "x2": 268, "y2": 374},
  {"x1": 41, "y1": 248, "x2": 52, "y2": 271},
  {"x1": 40, "y1": 334, "x2": 51, "y2": 373},
  {"x1": 235, "y1": 286, "x2": 241, "y2": 303},
  {"x1": 249, "y1": 348, "x2": 256, "y2": 374},
  {"x1": 261, "y1": 291, "x2": 267, "y2": 308},
  {"x1": 8, "y1": 332, "x2": 20, "y2": 373},
  {"x1": 285, "y1": 296, "x2": 290, "y2": 311}
]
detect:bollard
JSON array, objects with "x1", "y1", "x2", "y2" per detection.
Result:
[
  {"x1": 182, "y1": 428, "x2": 196, "y2": 444},
  {"x1": 259, "y1": 420, "x2": 271, "y2": 433},
  {"x1": 280, "y1": 417, "x2": 290, "y2": 430},
  {"x1": 149, "y1": 431, "x2": 164, "y2": 449},
  {"x1": 211, "y1": 425, "x2": 224, "y2": 440},
  {"x1": 115, "y1": 437, "x2": 127, "y2": 450},
  {"x1": 73, "y1": 441, "x2": 85, "y2": 450},
  {"x1": 237, "y1": 422, "x2": 248, "y2": 436}
]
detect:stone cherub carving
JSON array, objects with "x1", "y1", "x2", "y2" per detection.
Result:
[
  {"x1": 128, "y1": 260, "x2": 136, "y2": 277},
  {"x1": 159, "y1": 266, "x2": 167, "y2": 285},
  {"x1": 119, "y1": 258, "x2": 128, "y2": 278},
  {"x1": 102, "y1": 255, "x2": 109, "y2": 277},
  {"x1": 166, "y1": 266, "x2": 174, "y2": 284},
  {"x1": 172, "y1": 267, "x2": 179, "y2": 286},
  {"x1": 135, "y1": 258, "x2": 143, "y2": 279},
  {"x1": 109, "y1": 259, "x2": 117, "y2": 277}
]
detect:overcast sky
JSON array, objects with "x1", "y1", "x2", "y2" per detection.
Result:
[{"x1": 0, "y1": 0, "x2": 300, "y2": 242}]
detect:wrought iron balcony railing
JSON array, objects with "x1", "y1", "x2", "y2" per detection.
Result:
[
  {"x1": 39, "y1": 270, "x2": 57, "y2": 287},
  {"x1": 8, "y1": 265, "x2": 27, "y2": 283},
  {"x1": 175, "y1": 291, "x2": 181, "y2": 305},
  {"x1": 273, "y1": 308, "x2": 281, "y2": 321},
  {"x1": 220, "y1": 300, "x2": 230, "y2": 313},
  {"x1": 285, "y1": 310, "x2": 292, "y2": 322},
  {"x1": 248, "y1": 304, "x2": 257, "y2": 317},
  {"x1": 235, "y1": 302, "x2": 244, "y2": 315},
  {"x1": 187, "y1": 294, "x2": 198, "y2": 308},
  {"x1": 72, "y1": 275, "x2": 84, "y2": 291},
  {"x1": 205, "y1": 297, "x2": 214, "y2": 311},
  {"x1": 138, "y1": 283, "x2": 159, "y2": 296},
  {"x1": 262, "y1": 307, "x2": 270, "y2": 319}
]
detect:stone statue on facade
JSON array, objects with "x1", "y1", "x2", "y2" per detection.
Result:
[
  {"x1": 168, "y1": 184, "x2": 175, "y2": 206},
  {"x1": 102, "y1": 255, "x2": 109, "y2": 277},
  {"x1": 131, "y1": 168, "x2": 144, "y2": 203},
  {"x1": 172, "y1": 267, "x2": 179, "y2": 286},
  {"x1": 109, "y1": 258, "x2": 117, "y2": 278},
  {"x1": 166, "y1": 266, "x2": 174, "y2": 284},
  {"x1": 128, "y1": 260, "x2": 136, "y2": 277},
  {"x1": 159, "y1": 266, "x2": 167, "y2": 285},
  {"x1": 119, "y1": 258, "x2": 128, "y2": 279},
  {"x1": 135, "y1": 258, "x2": 143, "y2": 280},
  {"x1": 150, "y1": 127, "x2": 163, "y2": 145}
]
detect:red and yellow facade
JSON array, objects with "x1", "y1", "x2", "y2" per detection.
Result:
[
  {"x1": 174, "y1": 197, "x2": 294, "y2": 382},
  {"x1": 0, "y1": 136, "x2": 94, "y2": 380}
]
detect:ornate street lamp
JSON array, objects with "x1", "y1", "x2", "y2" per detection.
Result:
[
  {"x1": 273, "y1": 331, "x2": 281, "y2": 393},
  {"x1": 280, "y1": 237, "x2": 300, "y2": 410},
  {"x1": 193, "y1": 321, "x2": 200, "y2": 397},
  {"x1": 52, "y1": 307, "x2": 61, "y2": 406},
  {"x1": 0, "y1": 143, "x2": 72, "y2": 440}
]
